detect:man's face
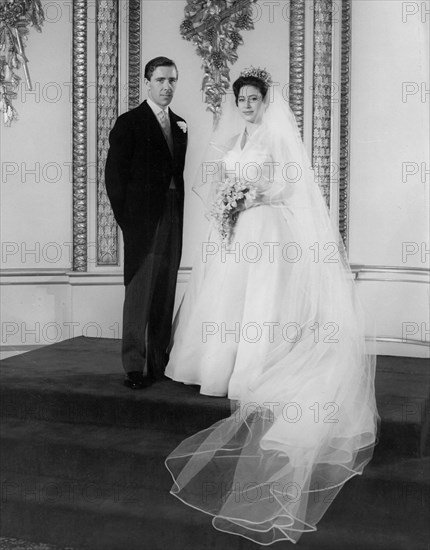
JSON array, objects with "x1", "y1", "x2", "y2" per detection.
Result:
[{"x1": 145, "y1": 66, "x2": 178, "y2": 108}]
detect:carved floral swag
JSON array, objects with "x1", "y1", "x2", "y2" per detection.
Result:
[
  {"x1": 0, "y1": 0, "x2": 44, "y2": 125},
  {"x1": 180, "y1": 0, "x2": 259, "y2": 126}
]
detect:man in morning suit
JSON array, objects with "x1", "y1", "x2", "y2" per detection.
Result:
[{"x1": 105, "y1": 56, "x2": 187, "y2": 389}]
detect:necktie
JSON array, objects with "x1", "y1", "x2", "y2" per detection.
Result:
[
  {"x1": 158, "y1": 110, "x2": 173, "y2": 154},
  {"x1": 158, "y1": 110, "x2": 176, "y2": 189}
]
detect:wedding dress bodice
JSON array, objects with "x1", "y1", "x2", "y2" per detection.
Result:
[{"x1": 222, "y1": 128, "x2": 274, "y2": 195}]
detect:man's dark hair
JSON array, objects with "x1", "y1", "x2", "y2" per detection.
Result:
[{"x1": 144, "y1": 57, "x2": 178, "y2": 80}]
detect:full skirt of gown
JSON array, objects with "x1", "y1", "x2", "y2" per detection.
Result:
[{"x1": 165, "y1": 201, "x2": 379, "y2": 545}]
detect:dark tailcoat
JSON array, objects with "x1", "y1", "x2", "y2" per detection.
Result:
[{"x1": 105, "y1": 100, "x2": 187, "y2": 286}]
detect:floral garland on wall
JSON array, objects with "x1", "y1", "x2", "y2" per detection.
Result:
[
  {"x1": 180, "y1": 0, "x2": 258, "y2": 126},
  {"x1": 0, "y1": 0, "x2": 44, "y2": 125}
]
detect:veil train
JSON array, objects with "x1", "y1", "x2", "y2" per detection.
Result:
[{"x1": 165, "y1": 88, "x2": 379, "y2": 545}]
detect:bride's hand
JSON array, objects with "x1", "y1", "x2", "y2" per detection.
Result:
[{"x1": 232, "y1": 190, "x2": 261, "y2": 214}]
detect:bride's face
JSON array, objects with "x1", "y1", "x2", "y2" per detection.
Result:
[{"x1": 237, "y1": 86, "x2": 265, "y2": 124}]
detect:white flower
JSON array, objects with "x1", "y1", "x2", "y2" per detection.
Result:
[
  {"x1": 210, "y1": 177, "x2": 258, "y2": 244},
  {"x1": 177, "y1": 121, "x2": 187, "y2": 133}
]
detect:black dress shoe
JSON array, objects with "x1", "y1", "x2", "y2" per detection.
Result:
[{"x1": 123, "y1": 371, "x2": 152, "y2": 390}]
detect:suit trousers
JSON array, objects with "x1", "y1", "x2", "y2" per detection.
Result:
[{"x1": 121, "y1": 189, "x2": 181, "y2": 379}]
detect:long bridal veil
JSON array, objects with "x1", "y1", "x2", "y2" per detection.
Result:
[{"x1": 166, "y1": 88, "x2": 379, "y2": 545}]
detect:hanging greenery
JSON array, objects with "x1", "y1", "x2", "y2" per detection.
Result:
[
  {"x1": 0, "y1": 0, "x2": 44, "y2": 125},
  {"x1": 180, "y1": 0, "x2": 259, "y2": 126}
]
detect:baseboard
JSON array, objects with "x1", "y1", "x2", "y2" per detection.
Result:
[{"x1": 1, "y1": 267, "x2": 428, "y2": 360}]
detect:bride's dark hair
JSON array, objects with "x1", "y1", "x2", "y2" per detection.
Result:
[{"x1": 232, "y1": 76, "x2": 269, "y2": 105}]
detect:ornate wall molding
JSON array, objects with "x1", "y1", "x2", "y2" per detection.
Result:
[
  {"x1": 71, "y1": 0, "x2": 353, "y2": 266},
  {"x1": 128, "y1": 0, "x2": 141, "y2": 110},
  {"x1": 289, "y1": 0, "x2": 306, "y2": 137},
  {"x1": 72, "y1": 1, "x2": 88, "y2": 272},
  {"x1": 292, "y1": 0, "x2": 352, "y2": 243},
  {"x1": 339, "y1": 0, "x2": 352, "y2": 247},
  {"x1": 96, "y1": 0, "x2": 119, "y2": 266},
  {"x1": 312, "y1": 0, "x2": 333, "y2": 208}
]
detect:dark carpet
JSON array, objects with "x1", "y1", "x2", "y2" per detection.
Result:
[
  {"x1": 0, "y1": 537, "x2": 75, "y2": 550},
  {"x1": 0, "y1": 337, "x2": 428, "y2": 550}
]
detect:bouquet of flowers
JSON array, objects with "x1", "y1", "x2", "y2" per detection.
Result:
[{"x1": 210, "y1": 177, "x2": 257, "y2": 243}]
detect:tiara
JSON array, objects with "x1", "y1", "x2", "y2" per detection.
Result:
[{"x1": 239, "y1": 66, "x2": 273, "y2": 87}]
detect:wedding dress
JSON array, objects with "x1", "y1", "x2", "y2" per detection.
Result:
[{"x1": 165, "y1": 90, "x2": 379, "y2": 545}]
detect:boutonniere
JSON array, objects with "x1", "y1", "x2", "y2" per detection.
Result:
[{"x1": 177, "y1": 121, "x2": 187, "y2": 133}]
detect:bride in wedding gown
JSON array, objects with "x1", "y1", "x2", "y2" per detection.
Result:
[{"x1": 165, "y1": 68, "x2": 379, "y2": 545}]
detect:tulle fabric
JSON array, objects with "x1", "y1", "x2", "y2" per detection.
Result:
[{"x1": 165, "y1": 90, "x2": 379, "y2": 545}]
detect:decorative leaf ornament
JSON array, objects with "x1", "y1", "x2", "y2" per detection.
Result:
[
  {"x1": 0, "y1": 0, "x2": 44, "y2": 125},
  {"x1": 180, "y1": 0, "x2": 259, "y2": 127}
]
